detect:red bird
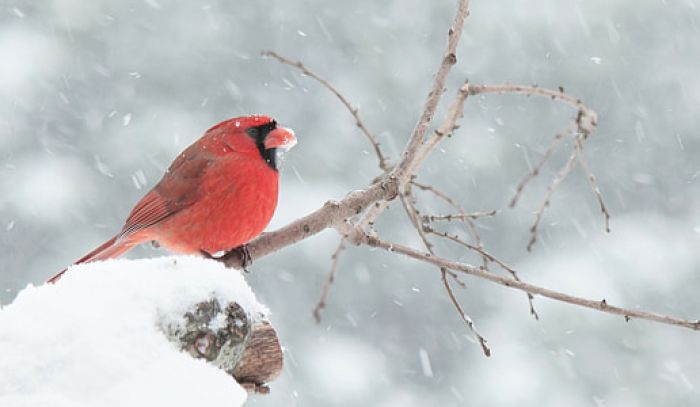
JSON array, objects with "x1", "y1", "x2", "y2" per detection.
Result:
[{"x1": 48, "y1": 115, "x2": 296, "y2": 283}]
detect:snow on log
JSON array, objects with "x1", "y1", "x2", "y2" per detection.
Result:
[
  {"x1": 0, "y1": 256, "x2": 282, "y2": 407},
  {"x1": 162, "y1": 298, "x2": 283, "y2": 394}
]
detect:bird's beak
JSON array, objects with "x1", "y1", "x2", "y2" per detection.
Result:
[{"x1": 264, "y1": 127, "x2": 297, "y2": 151}]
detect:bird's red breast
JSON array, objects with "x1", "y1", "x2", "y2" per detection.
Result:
[{"x1": 148, "y1": 141, "x2": 281, "y2": 255}]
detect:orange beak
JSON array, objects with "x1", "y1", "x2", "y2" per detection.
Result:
[{"x1": 264, "y1": 127, "x2": 297, "y2": 151}]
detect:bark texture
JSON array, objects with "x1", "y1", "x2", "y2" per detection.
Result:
[{"x1": 161, "y1": 298, "x2": 283, "y2": 394}]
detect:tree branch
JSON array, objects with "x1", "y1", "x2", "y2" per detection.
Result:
[
  {"x1": 396, "y1": 0, "x2": 470, "y2": 178},
  {"x1": 261, "y1": 50, "x2": 390, "y2": 172},
  {"x1": 209, "y1": 0, "x2": 697, "y2": 359},
  {"x1": 527, "y1": 148, "x2": 578, "y2": 251},
  {"x1": 363, "y1": 236, "x2": 700, "y2": 332},
  {"x1": 221, "y1": 178, "x2": 398, "y2": 268},
  {"x1": 424, "y1": 211, "x2": 498, "y2": 222},
  {"x1": 440, "y1": 267, "x2": 491, "y2": 356},
  {"x1": 574, "y1": 138, "x2": 611, "y2": 233},
  {"x1": 312, "y1": 239, "x2": 346, "y2": 323},
  {"x1": 466, "y1": 83, "x2": 605, "y2": 249}
]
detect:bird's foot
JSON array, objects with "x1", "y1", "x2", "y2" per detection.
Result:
[
  {"x1": 200, "y1": 245, "x2": 252, "y2": 271},
  {"x1": 221, "y1": 245, "x2": 253, "y2": 272},
  {"x1": 199, "y1": 250, "x2": 217, "y2": 264}
]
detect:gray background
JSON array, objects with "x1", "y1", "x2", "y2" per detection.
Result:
[{"x1": 2, "y1": 0, "x2": 700, "y2": 405}]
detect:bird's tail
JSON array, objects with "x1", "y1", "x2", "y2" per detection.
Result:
[{"x1": 48, "y1": 235, "x2": 138, "y2": 284}]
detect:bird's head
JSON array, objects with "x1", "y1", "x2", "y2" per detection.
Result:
[{"x1": 206, "y1": 115, "x2": 297, "y2": 170}]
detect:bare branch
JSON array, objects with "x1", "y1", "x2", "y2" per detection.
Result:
[
  {"x1": 399, "y1": 182, "x2": 434, "y2": 253},
  {"x1": 313, "y1": 239, "x2": 346, "y2": 323},
  {"x1": 461, "y1": 84, "x2": 606, "y2": 250},
  {"x1": 466, "y1": 85, "x2": 600, "y2": 220},
  {"x1": 411, "y1": 181, "x2": 463, "y2": 210},
  {"x1": 357, "y1": 0, "x2": 472, "y2": 230},
  {"x1": 424, "y1": 211, "x2": 498, "y2": 222},
  {"x1": 210, "y1": 0, "x2": 690, "y2": 356},
  {"x1": 262, "y1": 50, "x2": 390, "y2": 172},
  {"x1": 426, "y1": 227, "x2": 539, "y2": 320},
  {"x1": 411, "y1": 180, "x2": 486, "y2": 262},
  {"x1": 357, "y1": 198, "x2": 391, "y2": 231},
  {"x1": 440, "y1": 267, "x2": 491, "y2": 356},
  {"x1": 527, "y1": 148, "x2": 578, "y2": 251},
  {"x1": 221, "y1": 178, "x2": 399, "y2": 268},
  {"x1": 363, "y1": 236, "x2": 700, "y2": 332},
  {"x1": 467, "y1": 84, "x2": 595, "y2": 118},
  {"x1": 400, "y1": 181, "x2": 486, "y2": 346},
  {"x1": 407, "y1": 82, "x2": 471, "y2": 177},
  {"x1": 427, "y1": 228, "x2": 514, "y2": 273},
  {"x1": 509, "y1": 126, "x2": 570, "y2": 208},
  {"x1": 574, "y1": 139, "x2": 611, "y2": 233},
  {"x1": 395, "y1": 0, "x2": 471, "y2": 179},
  {"x1": 399, "y1": 185, "x2": 466, "y2": 286}
]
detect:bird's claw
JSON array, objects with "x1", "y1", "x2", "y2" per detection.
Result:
[
  {"x1": 199, "y1": 250, "x2": 215, "y2": 259},
  {"x1": 223, "y1": 244, "x2": 253, "y2": 272},
  {"x1": 200, "y1": 245, "x2": 252, "y2": 271}
]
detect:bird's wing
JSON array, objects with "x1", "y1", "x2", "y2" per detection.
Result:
[{"x1": 119, "y1": 147, "x2": 215, "y2": 237}]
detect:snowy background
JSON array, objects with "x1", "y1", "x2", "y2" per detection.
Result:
[{"x1": 2, "y1": 0, "x2": 700, "y2": 405}]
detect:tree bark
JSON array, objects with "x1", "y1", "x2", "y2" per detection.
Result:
[{"x1": 161, "y1": 298, "x2": 283, "y2": 394}]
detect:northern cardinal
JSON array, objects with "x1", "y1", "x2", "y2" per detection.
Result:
[{"x1": 48, "y1": 115, "x2": 296, "y2": 283}]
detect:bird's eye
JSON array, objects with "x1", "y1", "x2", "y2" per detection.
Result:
[{"x1": 247, "y1": 128, "x2": 260, "y2": 138}]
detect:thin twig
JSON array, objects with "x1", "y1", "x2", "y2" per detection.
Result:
[
  {"x1": 400, "y1": 182, "x2": 483, "y2": 342},
  {"x1": 360, "y1": 0, "x2": 471, "y2": 228},
  {"x1": 574, "y1": 139, "x2": 611, "y2": 233},
  {"x1": 467, "y1": 84, "x2": 594, "y2": 117},
  {"x1": 262, "y1": 50, "x2": 390, "y2": 172},
  {"x1": 399, "y1": 186, "x2": 434, "y2": 253},
  {"x1": 440, "y1": 267, "x2": 491, "y2": 356},
  {"x1": 527, "y1": 147, "x2": 578, "y2": 251},
  {"x1": 427, "y1": 229, "x2": 514, "y2": 273},
  {"x1": 407, "y1": 82, "x2": 471, "y2": 177},
  {"x1": 395, "y1": 0, "x2": 471, "y2": 177},
  {"x1": 364, "y1": 236, "x2": 700, "y2": 332},
  {"x1": 509, "y1": 125, "x2": 571, "y2": 208},
  {"x1": 411, "y1": 180, "x2": 485, "y2": 260},
  {"x1": 313, "y1": 239, "x2": 346, "y2": 323},
  {"x1": 398, "y1": 182, "x2": 465, "y2": 286},
  {"x1": 424, "y1": 211, "x2": 498, "y2": 222},
  {"x1": 427, "y1": 227, "x2": 539, "y2": 319},
  {"x1": 465, "y1": 84, "x2": 606, "y2": 240}
]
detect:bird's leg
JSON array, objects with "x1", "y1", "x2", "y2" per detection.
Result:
[
  {"x1": 201, "y1": 245, "x2": 252, "y2": 272},
  {"x1": 221, "y1": 244, "x2": 252, "y2": 272},
  {"x1": 199, "y1": 250, "x2": 215, "y2": 259},
  {"x1": 241, "y1": 245, "x2": 252, "y2": 269}
]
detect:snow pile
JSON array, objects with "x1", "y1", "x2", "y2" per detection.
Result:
[{"x1": 0, "y1": 256, "x2": 269, "y2": 407}]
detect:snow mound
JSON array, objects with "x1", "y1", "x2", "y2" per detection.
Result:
[{"x1": 0, "y1": 256, "x2": 268, "y2": 407}]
